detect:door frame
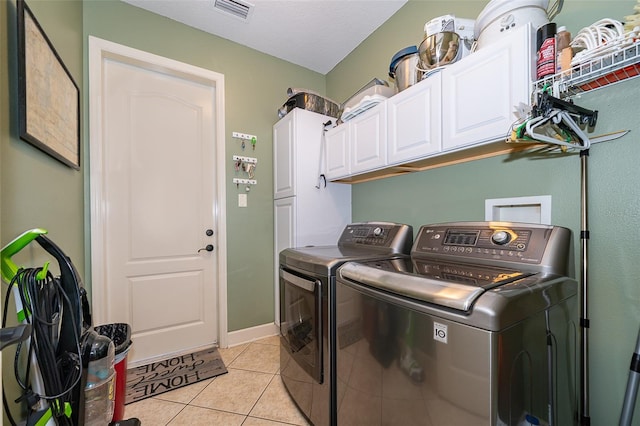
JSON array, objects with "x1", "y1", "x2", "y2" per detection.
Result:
[{"x1": 88, "y1": 36, "x2": 228, "y2": 348}]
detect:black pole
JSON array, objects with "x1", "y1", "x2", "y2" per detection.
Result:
[{"x1": 580, "y1": 148, "x2": 591, "y2": 426}]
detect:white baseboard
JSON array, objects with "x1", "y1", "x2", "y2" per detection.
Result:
[{"x1": 225, "y1": 322, "x2": 279, "y2": 348}]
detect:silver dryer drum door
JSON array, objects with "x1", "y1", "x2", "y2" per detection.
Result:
[{"x1": 279, "y1": 268, "x2": 323, "y2": 384}]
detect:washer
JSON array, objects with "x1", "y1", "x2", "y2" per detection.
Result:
[
  {"x1": 335, "y1": 221, "x2": 578, "y2": 426},
  {"x1": 279, "y1": 222, "x2": 413, "y2": 426}
]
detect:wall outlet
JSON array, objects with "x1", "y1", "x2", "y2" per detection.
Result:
[{"x1": 238, "y1": 193, "x2": 247, "y2": 208}]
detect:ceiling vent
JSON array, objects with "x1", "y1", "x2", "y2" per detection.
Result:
[{"x1": 213, "y1": 0, "x2": 254, "y2": 21}]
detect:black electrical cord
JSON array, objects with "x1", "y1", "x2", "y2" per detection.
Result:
[
  {"x1": 51, "y1": 273, "x2": 84, "y2": 395},
  {"x1": 2, "y1": 267, "x2": 83, "y2": 425},
  {"x1": 42, "y1": 273, "x2": 83, "y2": 426},
  {"x1": 2, "y1": 270, "x2": 22, "y2": 426},
  {"x1": 25, "y1": 269, "x2": 62, "y2": 398}
]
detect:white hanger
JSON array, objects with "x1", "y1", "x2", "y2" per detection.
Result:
[{"x1": 525, "y1": 109, "x2": 591, "y2": 150}]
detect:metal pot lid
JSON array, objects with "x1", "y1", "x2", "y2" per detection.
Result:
[
  {"x1": 389, "y1": 46, "x2": 418, "y2": 76},
  {"x1": 474, "y1": 0, "x2": 549, "y2": 39}
]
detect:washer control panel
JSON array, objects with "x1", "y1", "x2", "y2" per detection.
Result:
[{"x1": 413, "y1": 222, "x2": 560, "y2": 265}]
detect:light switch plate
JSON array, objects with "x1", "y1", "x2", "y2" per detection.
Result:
[{"x1": 238, "y1": 193, "x2": 247, "y2": 207}]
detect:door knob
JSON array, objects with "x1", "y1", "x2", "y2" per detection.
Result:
[
  {"x1": 206, "y1": 229, "x2": 214, "y2": 236},
  {"x1": 198, "y1": 244, "x2": 214, "y2": 253}
]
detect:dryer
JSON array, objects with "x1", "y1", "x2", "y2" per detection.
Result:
[{"x1": 279, "y1": 222, "x2": 413, "y2": 425}]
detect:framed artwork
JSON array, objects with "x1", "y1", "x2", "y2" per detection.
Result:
[{"x1": 17, "y1": 0, "x2": 80, "y2": 170}]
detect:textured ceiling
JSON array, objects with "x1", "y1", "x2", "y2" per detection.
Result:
[{"x1": 122, "y1": 0, "x2": 408, "y2": 74}]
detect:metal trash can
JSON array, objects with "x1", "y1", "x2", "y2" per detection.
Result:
[{"x1": 95, "y1": 323, "x2": 132, "y2": 422}]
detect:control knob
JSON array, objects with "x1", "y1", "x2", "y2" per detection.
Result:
[
  {"x1": 491, "y1": 230, "x2": 511, "y2": 245},
  {"x1": 373, "y1": 227, "x2": 384, "y2": 237}
]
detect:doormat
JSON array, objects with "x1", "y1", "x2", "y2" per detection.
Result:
[{"x1": 125, "y1": 347, "x2": 227, "y2": 405}]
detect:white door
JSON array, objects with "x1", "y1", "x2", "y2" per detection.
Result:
[{"x1": 89, "y1": 37, "x2": 227, "y2": 365}]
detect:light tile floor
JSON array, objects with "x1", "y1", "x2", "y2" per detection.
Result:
[{"x1": 124, "y1": 335, "x2": 311, "y2": 426}]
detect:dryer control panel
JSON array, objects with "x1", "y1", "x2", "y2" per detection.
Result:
[{"x1": 339, "y1": 222, "x2": 413, "y2": 252}]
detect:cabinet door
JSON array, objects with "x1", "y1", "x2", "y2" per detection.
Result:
[
  {"x1": 442, "y1": 24, "x2": 533, "y2": 151},
  {"x1": 273, "y1": 113, "x2": 295, "y2": 198},
  {"x1": 387, "y1": 74, "x2": 442, "y2": 165},
  {"x1": 274, "y1": 197, "x2": 296, "y2": 258},
  {"x1": 325, "y1": 124, "x2": 350, "y2": 180},
  {"x1": 350, "y1": 103, "x2": 387, "y2": 174},
  {"x1": 274, "y1": 196, "x2": 296, "y2": 326}
]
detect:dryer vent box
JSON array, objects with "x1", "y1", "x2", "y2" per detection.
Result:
[{"x1": 485, "y1": 195, "x2": 551, "y2": 225}]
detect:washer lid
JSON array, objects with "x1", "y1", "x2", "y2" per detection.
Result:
[
  {"x1": 474, "y1": 0, "x2": 549, "y2": 39},
  {"x1": 280, "y1": 245, "x2": 408, "y2": 276},
  {"x1": 339, "y1": 259, "x2": 532, "y2": 312}
]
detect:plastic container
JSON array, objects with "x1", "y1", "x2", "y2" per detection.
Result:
[
  {"x1": 95, "y1": 323, "x2": 132, "y2": 422},
  {"x1": 556, "y1": 26, "x2": 572, "y2": 74},
  {"x1": 82, "y1": 330, "x2": 115, "y2": 426},
  {"x1": 342, "y1": 84, "x2": 395, "y2": 113},
  {"x1": 84, "y1": 372, "x2": 116, "y2": 426},
  {"x1": 475, "y1": 0, "x2": 557, "y2": 49}
]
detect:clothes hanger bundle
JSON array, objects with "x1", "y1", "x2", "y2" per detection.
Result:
[{"x1": 509, "y1": 91, "x2": 598, "y2": 152}]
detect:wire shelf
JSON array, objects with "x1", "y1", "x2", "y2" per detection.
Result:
[{"x1": 533, "y1": 39, "x2": 640, "y2": 98}]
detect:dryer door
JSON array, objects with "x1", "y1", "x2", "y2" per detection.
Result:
[{"x1": 279, "y1": 267, "x2": 322, "y2": 384}]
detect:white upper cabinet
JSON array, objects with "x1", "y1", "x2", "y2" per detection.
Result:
[
  {"x1": 273, "y1": 108, "x2": 330, "y2": 199},
  {"x1": 325, "y1": 23, "x2": 534, "y2": 182},
  {"x1": 326, "y1": 102, "x2": 388, "y2": 180},
  {"x1": 350, "y1": 102, "x2": 387, "y2": 174},
  {"x1": 325, "y1": 123, "x2": 350, "y2": 180},
  {"x1": 387, "y1": 72, "x2": 442, "y2": 165},
  {"x1": 442, "y1": 24, "x2": 534, "y2": 151},
  {"x1": 273, "y1": 112, "x2": 295, "y2": 199}
]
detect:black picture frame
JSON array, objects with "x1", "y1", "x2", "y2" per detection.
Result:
[{"x1": 17, "y1": 0, "x2": 80, "y2": 170}]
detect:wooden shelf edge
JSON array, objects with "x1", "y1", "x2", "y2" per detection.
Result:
[{"x1": 331, "y1": 140, "x2": 539, "y2": 184}]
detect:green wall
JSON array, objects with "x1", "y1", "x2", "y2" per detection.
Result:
[
  {"x1": 2, "y1": 0, "x2": 84, "y2": 423},
  {"x1": 346, "y1": 82, "x2": 639, "y2": 426},
  {"x1": 327, "y1": 0, "x2": 634, "y2": 102},
  {"x1": 2, "y1": 0, "x2": 639, "y2": 424},
  {"x1": 1, "y1": 0, "x2": 85, "y2": 270},
  {"x1": 326, "y1": 1, "x2": 640, "y2": 425},
  {"x1": 82, "y1": 0, "x2": 325, "y2": 331},
  {"x1": 1, "y1": 1, "x2": 85, "y2": 282}
]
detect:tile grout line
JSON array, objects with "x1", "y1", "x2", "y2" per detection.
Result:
[
  {"x1": 242, "y1": 372, "x2": 279, "y2": 423},
  {"x1": 127, "y1": 339, "x2": 291, "y2": 425},
  {"x1": 163, "y1": 402, "x2": 189, "y2": 426},
  {"x1": 235, "y1": 339, "x2": 306, "y2": 425},
  {"x1": 183, "y1": 341, "x2": 277, "y2": 421}
]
